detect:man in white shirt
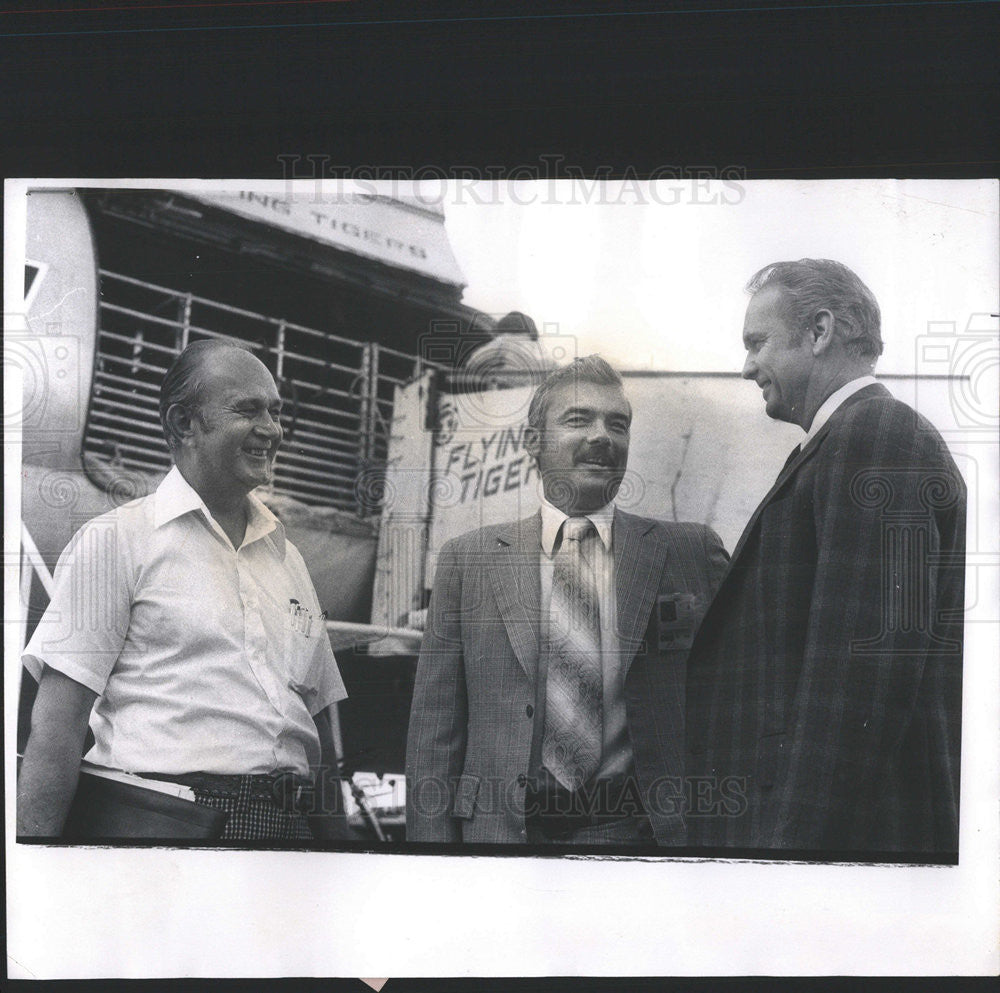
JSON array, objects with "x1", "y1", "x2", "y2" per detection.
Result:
[
  {"x1": 18, "y1": 340, "x2": 348, "y2": 842},
  {"x1": 406, "y1": 355, "x2": 728, "y2": 845},
  {"x1": 686, "y1": 259, "x2": 966, "y2": 856}
]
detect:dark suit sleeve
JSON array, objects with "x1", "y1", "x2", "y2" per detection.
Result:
[
  {"x1": 405, "y1": 538, "x2": 468, "y2": 843},
  {"x1": 770, "y1": 400, "x2": 964, "y2": 850},
  {"x1": 701, "y1": 525, "x2": 730, "y2": 599}
]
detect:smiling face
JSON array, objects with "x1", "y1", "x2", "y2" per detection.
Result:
[
  {"x1": 526, "y1": 379, "x2": 631, "y2": 514},
  {"x1": 187, "y1": 348, "x2": 283, "y2": 502},
  {"x1": 741, "y1": 284, "x2": 817, "y2": 428}
]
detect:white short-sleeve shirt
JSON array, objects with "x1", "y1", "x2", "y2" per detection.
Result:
[{"x1": 23, "y1": 467, "x2": 347, "y2": 777}]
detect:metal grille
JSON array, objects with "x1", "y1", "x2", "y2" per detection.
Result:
[{"x1": 83, "y1": 270, "x2": 426, "y2": 516}]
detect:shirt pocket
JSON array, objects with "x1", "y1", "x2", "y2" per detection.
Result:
[{"x1": 283, "y1": 616, "x2": 320, "y2": 707}]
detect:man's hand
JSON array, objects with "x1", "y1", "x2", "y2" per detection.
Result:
[{"x1": 17, "y1": 666, "x2": 98, "y2": 837}]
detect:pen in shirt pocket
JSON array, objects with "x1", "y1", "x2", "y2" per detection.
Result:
[
  {"x1": 289, "y1": 598, "x2": 309, "y2": 634},
  {"x1": 304, "y1": 609, "x2": 328, "y2": 638}
]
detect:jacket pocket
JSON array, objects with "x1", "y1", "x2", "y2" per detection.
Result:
[
  {"x1": 653, "y1": 592, "x2": 702, "y2": 652},
  {"x1": 452, "y1": 773, "x2": 481, "y2": 819}
]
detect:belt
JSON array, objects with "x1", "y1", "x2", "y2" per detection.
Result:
[
  {"x1": 525, "y1": 777, "x2": 646, "y2": 838},
  {"x1": 137, "y1": 771, "x2": 314, "y2": 813}
]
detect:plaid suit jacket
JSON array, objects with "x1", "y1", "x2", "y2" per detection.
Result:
[
  {"x1": 406, "y1": 509, "x2": 728, "y2": 845},
  {"x1": 686, "y1": 384, "x2": 966, "y2": 856}
]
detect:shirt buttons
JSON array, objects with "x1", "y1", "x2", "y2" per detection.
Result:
[
  {"x1": 516, "y1": 774, "x2": 527, "y2": 787},
  {"x1": 525, "y1": 705, "x2": 534, "y2": 718}
]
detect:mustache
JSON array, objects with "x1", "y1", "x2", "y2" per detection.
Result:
[{"x1": 574, "y1": 446, "x2": 621, "y2": 466}]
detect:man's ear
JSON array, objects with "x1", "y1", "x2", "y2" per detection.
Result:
[
  {"x1": 524, "y1": 424, "x2": 541, "y2": 460},
  {"x1": 165, "y1": 403, "x2": 196, "y2": 446},
  {"x1": 810, "y1": 309, "x2": 837, "y2": 355}
]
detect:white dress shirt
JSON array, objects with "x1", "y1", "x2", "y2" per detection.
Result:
[
  {"x1": 23, "y1": 466, "x2": 346, "y2": 777},
  {"x1": 803, "y1": 375, "x2": 879, "y2": 447}
]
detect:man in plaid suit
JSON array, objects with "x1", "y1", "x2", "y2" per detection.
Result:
[
  {"x1": 686, "y1": 259, "x2": 965, "y2": 857},
  {"x1": 406, "y1": 356, "x2": 728, "y2": 845}
]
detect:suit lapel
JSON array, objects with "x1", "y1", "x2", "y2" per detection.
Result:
[
  {"x1": 614, "y1": 510, "x2": 666, "y2": 668},
  {"x1": 726, "y1": 440, "x2": 817, "y2": 566},
  {"x1": 727, "y1": 382, "x2": 891, "y2": 568},
  {"x1": 488, "y1": 514, "x2": 542, "y2": 682}
]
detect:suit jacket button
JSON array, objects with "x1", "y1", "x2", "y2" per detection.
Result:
[
  {"x1": 517, "y1": 774, "x2": 527, "y2": 787},
  {"x1": 525, "y1": 705, "x2": 534, "y2": 718}
]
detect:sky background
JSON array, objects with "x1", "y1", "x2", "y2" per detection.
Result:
[{"x1": 442, "y1": 178, "x2": 999, "y2": 377}]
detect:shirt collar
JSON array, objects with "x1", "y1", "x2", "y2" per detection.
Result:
[
  {"x1": 803, "y1": 375, "x2": 878, "y2": 446},
  {"x1": 153, "y1": 466, "x2": 286, "y2": 556},
  {"x1": 539, "y1": 493, "x2": 615, "y2": 557}
]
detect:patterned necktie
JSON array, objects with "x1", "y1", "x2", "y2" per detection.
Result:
[{"x1": 542, "y1": 516, "x2": 604, "y2": 791}]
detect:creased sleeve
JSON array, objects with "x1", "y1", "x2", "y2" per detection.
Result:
[{"x1": 22, "y1": 514, "x2": 133, "y2": 696}]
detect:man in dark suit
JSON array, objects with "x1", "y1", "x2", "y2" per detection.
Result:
[
  {"x1": 686, "y1": 259, "x2": 966, "y2": 856},
  {"x1": 407, "y1": 355, "x2": 728, "y2": 845}
]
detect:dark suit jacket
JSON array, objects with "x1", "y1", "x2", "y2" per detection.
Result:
[
  {"x1": 406, "y1": 509, "x2": 728, "y2": 844},
  {"x1": 686, "y1": 384, "x2": 966, "y2": 855}
]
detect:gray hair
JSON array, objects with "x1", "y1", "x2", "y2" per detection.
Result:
[
  {"x1": 159, "y1": 339, "x2": 252, "y2": 450},
  {"x1": 527, "y1": 354, "x2": 631, "y2": 431},
  {"x1": 746, "y1": 258, "x2": 883, "y2": 359}
]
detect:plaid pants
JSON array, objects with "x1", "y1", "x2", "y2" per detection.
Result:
[{"x1": 192, "y1": 779, "x2": 313, "y2": 841}]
